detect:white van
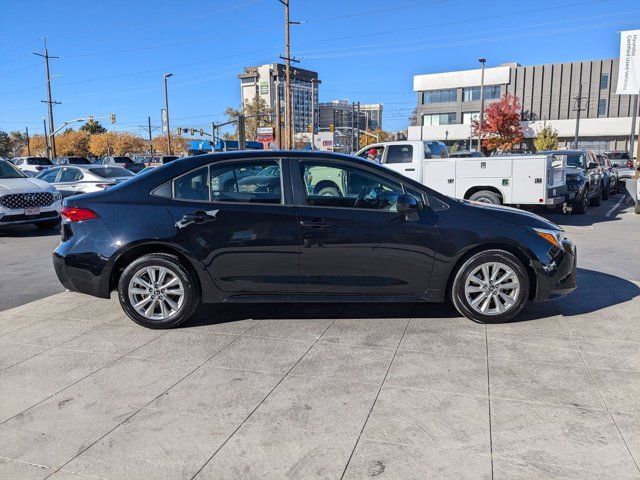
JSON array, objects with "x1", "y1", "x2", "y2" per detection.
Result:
[{"x1": 356, "y1": 141, "x2": 568, "y2": 207}]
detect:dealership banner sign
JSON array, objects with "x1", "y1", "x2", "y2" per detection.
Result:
[{"x1": 616, "y1": 29, "x2": 640, "y2": 94}]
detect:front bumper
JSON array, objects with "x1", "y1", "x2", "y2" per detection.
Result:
[{"x1": 533, "y1": 239, "x2": 577, "y2": 301}]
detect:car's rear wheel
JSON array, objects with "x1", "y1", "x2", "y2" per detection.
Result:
[
  {"x1": 602, "y1": 182, "x2": 609, "y2": 200},
  {"x1": 590, "y1": 188, "x2": 602, "y2": 206},
  {"x1": 572, "y1": 191, "x2": 588, "y2": 214},
  {"x1": 118, "y1": 253, "x2": 199, "y2": 329},
  {"x1": 451, "y1": 250, "x2": 529, "y2": 324}
]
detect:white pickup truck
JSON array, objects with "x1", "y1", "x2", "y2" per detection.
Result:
[{"x1": 356, "y1": 141, "x2": 568, "y2": 207}]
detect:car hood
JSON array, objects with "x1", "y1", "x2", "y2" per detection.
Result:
[
  {"x1": 0, "y1": 177, "x2": 55, "y2": 193},
  {"x1": 463, "y1": 200, "x2": 561, "y2": 230}
]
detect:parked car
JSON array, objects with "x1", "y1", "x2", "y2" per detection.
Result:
[
  {"x1": 540, "y1": 150, "x2": 603, "y2": 214},
  {"x1": 0, "y1": 159, "x2": 62, "y2": 229},
  {"x1": 53, "y1": 151, "x2": 577, "y2": 329},
  {"x1": 606, "y1": 150, "x2": 636, "y2": 189},
  {"x1": 53, "y1": 156, "x2": 92, "y2": 165},
  {"x1": 596, "y1": 154, "x2": 618, "y2": 196},
  {"x1": 12, "y1": 157, "x2": 53, "y2": 176},
  {"x1": 95, "y1": 156, "x2": 145, "y2": 173},
  {"x1": 144, "y1": 155, "x2": 179, "y2": 168},
  {"x1": 36, "y1": 165, "x2": 134, "y2": 198}
]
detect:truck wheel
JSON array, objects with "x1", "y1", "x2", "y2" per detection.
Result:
[
  {"x1": 572, "y1": 193, "x2": 588, "y2": 214},
  {"x1": 451, "y1": 250, "x2": 529, "y2": 324},
  {"x1": 589, "y1": 188, "x2": 602, "y2": 206},
  {"x1": 602, "y1": 182, "x2": 609, "y2": 200},
  {"x1": 469, "y1": 190, "x2": 502, "y2": 205}
]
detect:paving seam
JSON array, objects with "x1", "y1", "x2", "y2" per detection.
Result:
[
  {"x1": 40, "y1": 317, "x2": 263, "y2": 479},
  {"x1": 555, "y1": 303, "x2": 640, "y2": 475},
  {"x1": 338, "y1": 312, "x2": 413, "y2": 480},
  {"x1": 187, "y1": 313, "x2": 345, "y2": 480}
]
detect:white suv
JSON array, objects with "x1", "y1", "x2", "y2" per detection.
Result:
[
  {"x1": 12, "y1": 156, "x2": 54, "y2": 177},
  {"x1": 0, "y1": 160, "x2": 62, "y2": 229}
]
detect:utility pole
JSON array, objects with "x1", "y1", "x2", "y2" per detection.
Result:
[
  {"x1": 278, "y1": 0, "x2": 300, "y2": 149},
  {"x1": 211, "y1": 121, "x2": 217, "y2": 152},
  {"x1": 25, "y1": 127, "x2": 30, "y2": 156},
  {"x1": 573, "y1": 84, "x2": 586, "y2": 149},
  {"x1": 147, "y1": 116, "x2": 153, "y2": 155},
  {"x1": 477, "y1": 57, "x2": 486, "y2": 152},
  {"x1": 163, "y1": 73, "x2": 173, "y2": 154},
  {"x1": 275, "y1": 83, "x2": 283, "y2": 149},
  {"x1": 43, "y1": 118, "x2": 50, "y2": 159},
  {"x1": 238, "y1": 114, "x2": 246, "y2": 150},
  {"x1": 34, "y1": 38, "x2": 60, "y2": 159},
  {"x1": 310, "y1": 78, "x2": 317, "y2": 149},
  {"x1": 356, "y1": 101, "x2": 361, "y2": 150}
]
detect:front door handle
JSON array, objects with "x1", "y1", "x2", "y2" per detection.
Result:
[
  {"x1": 300, "y1": 219, "x2": 332, "y2": 229},
  {"x1": 177, "y1": 210, "x2": 219, "y2": 228}
]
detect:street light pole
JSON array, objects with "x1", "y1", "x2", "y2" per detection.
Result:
[
  {"x1": 477, "y1": 58, "x2": 486, "y2": 153},
  {"x1": 310, "y1": 78, "x2": 317, "y2": 150},
  {"x1": 163, "y1": 73, "x2": 173, "y2": 155}
]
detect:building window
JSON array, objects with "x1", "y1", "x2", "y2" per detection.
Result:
[
  {"x1": 422, "y1": 89, "x2": 457, "y2": 104},
  {"x1": 423, "y1": 112, "x2": 456, "y2": 126},
  {"x1": 463, "y1": 85, "x2": 501, "y2": 102},
  {"x1": 462, "y1": 112, "x2": 479, "y2": 124},
  {"x1": 600, "y1": 73, "x2": 609, "y2": 90},
  {"x1": 241, "y1": 77, "x2": 256, "y2": 84},
  {"x1": 598, "y1": 99, "x2": 607, "y2": 117}
]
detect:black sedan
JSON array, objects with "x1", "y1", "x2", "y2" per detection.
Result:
[{"x1": 53, "y1": 151, "x2": 577, "y2": 329}]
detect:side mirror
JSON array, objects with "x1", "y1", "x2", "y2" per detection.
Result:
[
  {"x1": 588, "y1": 162, "x2": 598, "y2": 169},
  {"x1": 396, "y1": 194, "x2": 419, "y2": 221}
]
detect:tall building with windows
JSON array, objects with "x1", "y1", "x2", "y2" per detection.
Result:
[
  {"x1": 409, "y1": 59, "x2": 638, "y2": 152},
  {"x1": 318, "y1": 100, "x2": 383, "y2": 131},
  {"x1": 237, "y1": 63, "x2": 320, "y2": 136}
]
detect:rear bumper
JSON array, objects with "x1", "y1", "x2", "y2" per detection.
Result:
[{"x1": 533, "y1": 240, "x2": 577, "y2": 301}]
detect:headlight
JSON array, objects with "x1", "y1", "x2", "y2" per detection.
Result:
[{"x1": 533, "y1": 227, "x2": 565, "y2": 248}]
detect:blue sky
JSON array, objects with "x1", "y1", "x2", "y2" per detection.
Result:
[{"x1": 0, "y1": 0, "x2": 638, "y2": 136}]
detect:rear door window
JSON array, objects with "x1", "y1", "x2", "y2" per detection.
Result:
[
  {"x1": 173, "y1": 166, "x2": 210, "y2": 202},
  {"x1": 210, "y1": 160, "x2": 281, "y2": 204},
  {"x1": 58, "y1": 167, "x2": 83, "y2": 183}
]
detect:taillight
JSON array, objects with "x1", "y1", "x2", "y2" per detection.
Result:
[
  {"x1": 627, "y1": 160, "x2": 634, "y2": 169},
  {"x1": 95, "y1": 183, "x2": 111, "y2": 190},
  {"x1": 61, "y1": 206, "x2": 98, "y2": 223}
]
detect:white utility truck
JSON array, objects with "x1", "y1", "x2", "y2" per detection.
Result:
[{"x1": 356, "y1": 141, "x2": 568, "y2": 207}]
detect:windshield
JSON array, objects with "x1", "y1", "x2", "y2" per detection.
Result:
[
  {"x1": 91, "y1": 167, "x2": 134, "y2": 179},
  {"x1": 565, "y1": 154, "x2": 586, "y2": 168},
  {"x1": 27, "y1": 157, "x2": 52, "y2": 166},
  {"x1": 0, "y1": 161, "x2": 27, "y2": 179}
]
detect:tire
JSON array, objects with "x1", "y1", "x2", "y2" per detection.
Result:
[
  {"x1": 451, "y1": 249, "x2": 530, "y2": 324},
  {"x1": 35, "y1": 218, "x2": 61, "y2": 230},
  {"x1": 572, "y1": 191, "x2": 588, "y2": 214},
  {"x1": 118, "y1": 253, "x2": 200, "y2": 329},
  {"x1": 602, "y1": 182, "x2": 609, "y2": 200},
  {"x1": 589, "y1": 188, "x2": 602, "y2": 206},
  {"x1": 468, "y1": 190, "x2": 502, "y2": 205},
  {"x1": 636, "y1": 202, "x2": 640, "y2": 215},
  {"x1": 316, "y1": 186, "x2": 340, "y2": 196}
]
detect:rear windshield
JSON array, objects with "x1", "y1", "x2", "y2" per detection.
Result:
[
  {"x1": 112, "y1": 157, "x2": 132, "y2": 163},
  {"x1": 606, "y1": 152, "x2": 629, "y2": 160},
  {"x1": 91, "y1": 167, "x2": 134, "y2": 179},
  {"x1": 68, "y1": 157, "x2": 91, "y2": 165},
  {"x1": 0, "y1": 161, "x2": 27, "y2": 179},
  {"x1": 27, "y1": 158, "x2": 52, "y2": 165}
]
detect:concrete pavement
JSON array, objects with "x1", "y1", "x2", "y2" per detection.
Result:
[{"x1": 0, "y1": 196, "x2": 639, "y2": 479}]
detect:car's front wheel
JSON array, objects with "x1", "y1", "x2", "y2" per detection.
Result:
[
  {"x1": 118, "y1": 253, "x2": 200, "y2": 329},
  {"x1": 451, "y1": 250, "x2": 530, "y2": 324}
]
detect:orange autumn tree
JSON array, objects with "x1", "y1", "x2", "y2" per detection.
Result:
[{"x1": 472, "y1": 93, "x2": 523, "y2": 153}]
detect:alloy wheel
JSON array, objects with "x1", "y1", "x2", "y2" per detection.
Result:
[
  {"x1": 128, "y1": 266, "x2": 185, "y2": 321},
  {"x1": 464, "y1": 262, "x2": 520, "y2": 316}
]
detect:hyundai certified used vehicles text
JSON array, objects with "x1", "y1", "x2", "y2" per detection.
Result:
[
  {"x1": 0, "y1": 159, "x2": 62, "y2": 229},
  {"x1": 53, "y1": 151, "x2": 577, "y2": 329},
  {"x1": 37, "y1": 164, "x2": 135, "y2": 198}
]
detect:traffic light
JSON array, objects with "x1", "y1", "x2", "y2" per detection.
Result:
[
  {"x1": 190, "y1": 129, "x2": 195, "y2": 136},
  {"x1": 110, "y1": 113, "x2": 116, "y2": 124},
  {"x1": 307, "y1": 124, "x2": 312, "y2": 133},
  {"x1": 177, "y1": 127, "x2": 182, "y2": 135},
  {"x1": 199, "y1": 129, "x2": 204, "y2": 136},
  {"x1": 329, "y1": 123, "x2": 334, "y2": 132}
]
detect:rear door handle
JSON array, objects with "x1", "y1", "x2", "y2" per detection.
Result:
[
  {"x1": 177, "y1": 210, "x2": 219, "y2": 228},
  {"x1": 300, "y1": 219, "x2": 332, "y2": 229}
]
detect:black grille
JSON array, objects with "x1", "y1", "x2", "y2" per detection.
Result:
[
  {"x1": 1, "y1": 211, "x2": 58, "y2": 222},
  {"x1": 0, "y1": 192, "x2": 55, "y2": 209}
]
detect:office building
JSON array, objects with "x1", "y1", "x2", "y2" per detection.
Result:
[
  {"x1": 238, "y1": 63, "x2": 320, "y2": 135},
  {"x1": 318, "y1": 100, "x2": 384, "y2": 131},
  {"x1": 409, "y1": 59, "x2": 639, "y2": 152}
]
